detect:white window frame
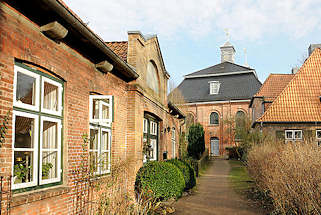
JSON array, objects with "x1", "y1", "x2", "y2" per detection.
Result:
[
  {"x1": 150, "y1": 121, "x2": 157, "y2": 135},
  {"x1": 100, "y1": 127, "x2": 111, "y2": 174},
  {"x1": 172, "y1": 128, "x2": 176, "y2": 158},
  {"x1": 89, "y1": 125, "x2": 100, "y2": 175},
  {"x1": 149, "y1": 139, "x2": 157, "y2": 161},
  {"x1": 89, "y1": 95, "x2": 113, "y2": 126},
  {"x1": 316, "y1": 130, "x2": 321, "y2": 146},
  {"x1": 12, "y1": 111, "x2": 39, "y2": 190},
  {"x1": 41, "y1": 77, "x2": 63, "y2": 116},
  {"x1": 209, "y1": 112, "x2": 219, "y2": 125},
  {"x1": 285, "y1": 130, "x2": 302, "y2": 143},
  {"x1": 13, "y1": 65, "x2": 40, "y2": 112},
  {"x1": 209, "y1": 81, "x2": 220, "y2": 95},
  {"x1": 143, "y1": 118, "x2": 148, "y2": 134},
  {"x1": 39, "y1": 116, "x2": 62, "y2": 185}
]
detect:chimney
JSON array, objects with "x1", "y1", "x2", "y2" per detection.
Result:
[
  {"x1": 291, "y1": 67, "x2": 299, "y2": 74},
  {"x1": 308, "y1": 44, "x2": 321, "y2": 56},
  {"x1": 220, "y1": 41, "x2": 236, "y2": 63}
]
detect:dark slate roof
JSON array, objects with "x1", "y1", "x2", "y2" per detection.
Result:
[
  {"x1": 185, "y1": 62, "x2": 254, "y2": 78},
  {"x1": 177, "y1": 72, "x2": 261, "y2": 103}
]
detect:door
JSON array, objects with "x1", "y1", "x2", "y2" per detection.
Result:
[{"x1": 210, "y1": 137, "x2": 219, "y2": 156}]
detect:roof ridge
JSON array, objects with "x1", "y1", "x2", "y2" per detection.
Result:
[{"x1": 257, "y1": 48, "x2": 321, "y2": 123}]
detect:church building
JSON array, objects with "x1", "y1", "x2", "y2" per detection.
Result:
[{"x1": 177, "y1": 39, "x2": 261, "y2": 156}]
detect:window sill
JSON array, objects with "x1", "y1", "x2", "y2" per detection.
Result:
[
  {"x1": 12, "y1": 185, "x2": 70, "y2": 207},
  {"x1": 208, "y1": 124, "x2": 219, "y2": 127}
]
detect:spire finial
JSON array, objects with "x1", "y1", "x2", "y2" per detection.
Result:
[
  {"x1": 244, "y1": 48, "x2": 249, "y2": 67},
  {"x1": 224, "y1": 28, "x2": 230, "y2": 42}
]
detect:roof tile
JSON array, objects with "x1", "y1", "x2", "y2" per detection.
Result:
[{"x1": 106, "y1": 41, "x2": 128, "y2": 62}]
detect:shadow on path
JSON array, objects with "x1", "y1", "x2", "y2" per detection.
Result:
[{"x1": 173, "y1": 158, "x2": 265, "y2": 215}]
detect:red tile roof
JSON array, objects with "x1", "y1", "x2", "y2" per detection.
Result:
[
  {"x1": 106, "y1": 42, "x2": 128, "y2": 62},
  {"x1": 255, "y1": 74, "x2": 295, "y2": 102},
  {"x1": 257, "y1": 48, "x2": 321, "y2": 122}
]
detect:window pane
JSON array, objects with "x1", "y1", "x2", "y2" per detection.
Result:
[
  {"x1": 294, "y1": 131, "x2": 302, "y2": 139},
  {"x1": 43, "y1": 81, "x2": 58, "y2": 111},
  {"x1": 101, "y1": 130, "x2": 109, "y2": 151},
  {"x1": 286, "y1": 131, "x2": 293, "y2": 139},
  {"x1": 89, "y1": 151, "x2": 98, "y2": 173},
  {"x1": 317, "y1": 131, "x2": 321, "y2": 139},
  {"x1": 100, "y1": 152, "x2": 109, "y2": 172},
  {"x1": 13, "y1": 151, "x2": 34, "y2": 184},
  {"x1": 42, "y1": 121, "x2": 58, "y2": 149},
  {"x1": 14, "y1": 116, "x2": 35, "y2": 148},
  {"x1": 92, "y1": 100, "x2": 99, "y2": 119},
  {"x1": 16, "y1": 72, "x2": 36, "y2": 106},
  {"x1": 102, "y1": 103, "x2": 110, "y2": 120},
  {"x1": 41, "y1": 151, "x2": 57, "y2": 180},
  {"x1": 90, "y1": 129, "x2": 99, "y2": 150}
]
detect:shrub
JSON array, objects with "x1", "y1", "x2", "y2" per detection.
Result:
[
  {"x1": 187, "y1": 123, "x2": 205, "y2": 159},
  {"x1": 247, "y1": 142, "x2": 321, "y2": 214},
  {"x1": 183, "y1": 157, "x2": 199, "y2": 177},
  {"x1": 135, "y1": 161, "x2": 185, "y2": 200},
  {"x1": 225, "y1": 146, "x2": 245, "y2": 160},
  {"x1": 167, "y1": 159, "x2": 196, "y2": 190}
]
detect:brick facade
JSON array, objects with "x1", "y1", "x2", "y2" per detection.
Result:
[
  {"x1": 183, "y1": 101, "x2": 250, "y2": 155},
  {"x1": 0, "y1": 2, "x2": 183, "y2": 214}
]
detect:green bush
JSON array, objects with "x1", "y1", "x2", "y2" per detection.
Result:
[
  {"x1": 187, "y1": 123, "x2": 205, "y2": 159},
  {"x1": 183, "y1": 157, "x2": 199, "y2": 177},
  {"x1": 167, "y1": 159, "x2": 196, "y2": 190},
  {"x1": 135, "y1": 161, "x2": 185, "y2": 200}
]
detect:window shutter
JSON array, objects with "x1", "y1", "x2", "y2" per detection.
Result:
[{"x1": 276, "y1": 130, "x2": 285, "y2": 140}]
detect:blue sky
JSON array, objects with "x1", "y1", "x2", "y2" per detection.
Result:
[{"x1": 63, "y1": 0, "x2": 321, "y2": 86}]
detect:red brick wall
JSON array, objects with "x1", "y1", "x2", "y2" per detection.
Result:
[
  {"x1": 183, "y1": 101, "x2": 250, "y2": 155},
  {"x1": 0, "y1": 3, "x2": 182, "y2": 214}
]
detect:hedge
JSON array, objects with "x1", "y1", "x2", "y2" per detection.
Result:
[
  {"x1": 167, "y1": 159, "x2": 196, "y2": 190},
  {"x1": 135, "y1": 161, "x2": 185, "y2": 200}
]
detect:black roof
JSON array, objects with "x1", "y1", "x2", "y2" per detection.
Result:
[
  {"x1": 177, "y1": 63, "x2": 261, "y2": 103},
  {"x1": 185, "y1": 62, "x2": 253, "y2": 77}
]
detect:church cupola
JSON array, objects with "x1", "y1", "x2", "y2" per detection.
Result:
[{"x1": 220, "y1": 30, "x2": 235, "y2": 63}]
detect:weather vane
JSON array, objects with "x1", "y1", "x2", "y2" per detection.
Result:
[{"x1": 224, "y1": 28, "x2": 230, "y2": 42}]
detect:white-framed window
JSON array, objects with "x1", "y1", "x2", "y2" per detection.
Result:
[
  {"x1": 172, "y1": 128, "x2": 176, "y2": 158},
  {"x1": 89, "y1": 95, "x2": 113, "y2": 127},
  {"x1": 12, "y1": 64, "x2": 63, "y2": 190},
  {"x1": 39, "y1": 117, "x2": 62, "y2": 185},
  {"x1": 89, "y1": 126, "x2": 111, "y2": 175},
  {"x1": 89, "y1": 95, "x2": 112, "y2": 175},
  {"x1": 13, "y1": 65, "x2": 40, "y2": 111},
  {"x1": 209, "y1": 81, "x2": 220, "y2": 95},
  {"x1": 210, "y1": 112, "x2": 219, "y2": 125},
  {"x1": 150, "y1": 121, "x2": 157, "y2": 135},
  {"x1": 285, "y1": 130, "x2": 302, "y2": 144},
  {"x1": 41, "y1": 77, "x2": 63, "y2": 116},
  {"x1": 143, "y1": 118, "x2": 148, "y2": 134},
  {"x1": 316, "y1": 130, "x2": 321, "y2": 146}
]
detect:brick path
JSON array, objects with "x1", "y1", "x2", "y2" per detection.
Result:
[{"x1": 173, "y1": 158, "x2": 265, "y2": 215}]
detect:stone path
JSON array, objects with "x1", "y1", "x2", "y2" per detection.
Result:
[{"x1": 173, "y1": 158, "x2": 265, "y2": 215}]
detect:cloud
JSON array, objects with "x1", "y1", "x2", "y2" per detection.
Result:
[{"x1": 63, "y1": 0, "x2": 321, "y2": 41}]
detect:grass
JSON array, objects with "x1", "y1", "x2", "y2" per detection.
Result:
[{"x1": 228, "y1": 160, "x2": 254, "y2": 194}]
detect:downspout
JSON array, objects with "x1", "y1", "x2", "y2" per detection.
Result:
[{"x1": 42, "y1": 0, "x2": 139, "y2": 80}]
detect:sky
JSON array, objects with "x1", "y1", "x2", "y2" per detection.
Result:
[{"x1": 63, "y1": 0, "x2": 321, "y2": 86}]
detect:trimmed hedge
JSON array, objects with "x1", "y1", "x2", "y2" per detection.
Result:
[
  {"x1": 135, "y1": 161, "x2": 185, "y2": 200},
  {"x1": 187, "y1": 123, "x2": 205, "y2": 159},
  {"x1": 167, "y1": 159, "x2": 196, "y2": 190}
]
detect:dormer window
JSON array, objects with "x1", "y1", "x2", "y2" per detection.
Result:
[{"x1": 209, "y1": 81, "x2": 220, "y2": 95}]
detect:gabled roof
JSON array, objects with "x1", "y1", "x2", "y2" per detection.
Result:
[
  {"x1": 177, "y1": 72, "x2": 261, "y2": 103},
  {"x1": 185, "y1": 61, "x2": 254, "y2": 78},
  {"x1": 257, "y1": 48, "x2": 321, "y2": 123},
  {"x1": 254, "y1": 74, "x2": 295, "y2": 102},
  {"x1": 106, "y1": 41, "x2": 128, "y2": 62}
]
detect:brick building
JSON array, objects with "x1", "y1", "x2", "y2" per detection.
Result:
[
  {"x1": 252, "y1": 46, "x2": 321, "y2": 145},
  {"x1": 0, "y1": 1, "x2": 184, "y2": 214},
  {"x1": 177, "y1": 40, "x2": 261, "y2": 156}
]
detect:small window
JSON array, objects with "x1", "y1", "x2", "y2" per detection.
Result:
[
  {"x1": 41, "y1": 77, "x2": 63, "y2": 116},
  {"x1": 172, "y1": 128, "x2": 176, "y2": 158},
  {"x1": 209, "y1": 81, "x2": 220, "y2": 95},
  {"x1": 143, "y1": 118, "x2": 148, "y2": 133},
  {"x1": 150, "y1": 121, "x2": 157, "y2": 135},
  {"x1": 89, "y1": 95, "x2": 113, "y2": 126},
  {"x1": 210, "y1": 112, "x2": 219, "y2": 125},
  {"x1": 316, "y1": 130, "x2": 321, "y2": 146},
  {"x1": 285, "y1": 130, "x2": 302, "y2": 144}
]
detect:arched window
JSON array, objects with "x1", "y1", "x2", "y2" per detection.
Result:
[
  {"x1": 210, "y1": 112, "x2": 219, "y2": 125},
  {"x1": 186, "y1": 113, "x2": 194, "y2": 128},
  {"x1": 146, "y1": 61, "x2": 159, "y2": 93},
  {"x1": 235, "y1": 110, "x2": 246, "y2": 129}
]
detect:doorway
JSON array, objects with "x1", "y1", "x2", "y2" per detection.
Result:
[{"x1": 210, "y1": 137, "x2": 219, "y2": 156}]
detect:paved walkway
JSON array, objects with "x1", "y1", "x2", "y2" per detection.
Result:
[{"x1": 173, "y1": 158, "x2": 265, "y2": 215}]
